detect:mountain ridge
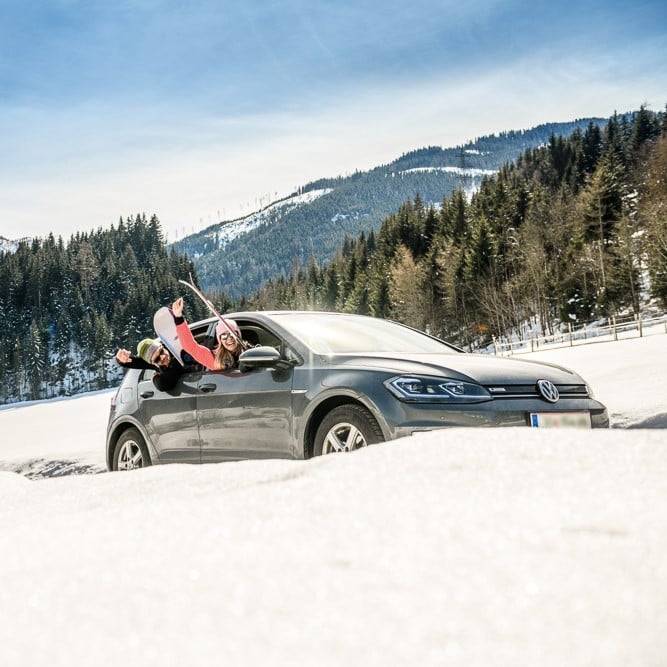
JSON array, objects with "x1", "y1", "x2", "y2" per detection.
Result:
[{"x1": 173, "y1": 117, "x2": 608, "y2": 298}]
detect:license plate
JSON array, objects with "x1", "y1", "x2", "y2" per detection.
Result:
[{"x1": 530, "y1": 412, "x2": 592, "y2": 428}]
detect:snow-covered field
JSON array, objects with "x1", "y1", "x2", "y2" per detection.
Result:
[{"x1": 1, "y1": 333, "x2": 666, "y2": 666}]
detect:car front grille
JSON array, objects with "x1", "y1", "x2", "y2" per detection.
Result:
[{"x1": 485, "y1": 384, "x2": 589, "y2": 398}]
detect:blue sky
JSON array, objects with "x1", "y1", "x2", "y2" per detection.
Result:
[{"x1": 1, "y1": 0, "x2": 666, "y2": 241}]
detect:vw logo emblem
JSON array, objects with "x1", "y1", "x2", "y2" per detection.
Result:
[{"x1": 537, "y1": 379, "x2": 559, "y2": 403}]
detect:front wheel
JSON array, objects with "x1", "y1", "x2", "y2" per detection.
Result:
[
  {"x1": 314, "y1": 404, "x2": 384, "y2": 456},
  {"x1": 113, "y1": 427, "x2": 152, "y2": 471}
]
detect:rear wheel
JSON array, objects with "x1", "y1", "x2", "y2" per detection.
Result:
[
  {"x1": 314, "y1": 404, "x2": 384, "y2": 456},
  {"x1": 113, "y1": 427, "x2": 152, "y2": 471}
]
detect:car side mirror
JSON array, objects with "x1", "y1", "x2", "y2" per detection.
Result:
[{"x1": 239, "y1": 345, "x2": 282, "y2": 369}]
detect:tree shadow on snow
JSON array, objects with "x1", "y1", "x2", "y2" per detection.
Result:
[
  {"x1": 0, "y1": 459, "x2": 105, "y2": 480},
  {"x1": 619, "y1": 413, "x2": 667, "y2": 429}
]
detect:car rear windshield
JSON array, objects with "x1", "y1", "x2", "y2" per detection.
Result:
[{"x1": 272, "y1": 313, "x2": 459, "y2": 355}]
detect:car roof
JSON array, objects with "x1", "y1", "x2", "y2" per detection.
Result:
[{"x1": 189, "y1": 310, "x2": 370, "y2": 328}]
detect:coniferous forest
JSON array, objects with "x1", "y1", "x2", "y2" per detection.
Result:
[
  {"x1": 246, "y1": 108, "x2": 667, "y2": 348},
  {"x1": 1, "y1": 107, "x2": 666, "y2": 404},
  {"x1": 0, "y1": 215, "x2": 209, "y2": 404}
]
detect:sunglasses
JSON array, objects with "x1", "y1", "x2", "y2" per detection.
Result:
[
  {"x1": 151, "y1": 345, "x2": 169, "y2": 363},
  {"x1": 219, "y1": 332, "x2": 234, "y2": 341}
]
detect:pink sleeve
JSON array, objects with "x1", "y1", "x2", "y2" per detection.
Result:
[{"x1": 176, "y1": 321, "x2": 217, "y2": 370}]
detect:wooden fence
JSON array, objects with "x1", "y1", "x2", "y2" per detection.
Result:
[{"x1": 490, "y1": 313, "x2": 667, "y2": 356}]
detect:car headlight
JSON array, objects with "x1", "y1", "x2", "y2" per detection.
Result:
[{"x1": 384, "y1": 375, "x2": 491, "y2": 404}]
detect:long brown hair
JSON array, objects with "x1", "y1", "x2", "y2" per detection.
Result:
[{"x1": 214, "y1": 340, "x2": 243, "y2": 370}]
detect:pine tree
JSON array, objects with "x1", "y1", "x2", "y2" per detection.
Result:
[
  {"x1": 26, "y1": 320, "x2": 46, "y2": 400},
  {"x1": 323, "y1": 263, "x2": 339, "y2": 311},
  {"x1": 577, "y1": 148, "x2": 630, "y2": 314},
  {"x1": 631, "y1": 105, "x2": 659, "y2": 155},
  {"x1": 641, "y1": 134, "x2": 667, "y2": 306},
  {"x1": 388, "y1": 245, "x2": 426, "y2": 328}
]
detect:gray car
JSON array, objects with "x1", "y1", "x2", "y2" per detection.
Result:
[{"x1": 106, "y1": 311, "x2": 609, "y2": 470}]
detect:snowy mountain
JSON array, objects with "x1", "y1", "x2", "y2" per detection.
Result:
[
  {"x1": 0, "y1": 235, "x2": 20, "y2": 254},
  {"x1": 173, "y1": 118, "x2": 607, "y2": 298},
  {"x1": 187, "y1": 188, "x2": 333, "y2": 258}
]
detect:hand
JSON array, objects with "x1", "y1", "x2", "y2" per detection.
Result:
[
  {"x1": 115, "y1": 349, "x2": 132, "y2": 364},
  {"x1": 172, "y1": 297, "x2": 184, "y2": 318}
]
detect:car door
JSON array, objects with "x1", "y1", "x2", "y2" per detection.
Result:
[
  {"x1": 196, "y1": 365, "x2": 295, "y2": 462},
  {"x1": 137, "y1": 368, "x2": 203, "y2": 463}
]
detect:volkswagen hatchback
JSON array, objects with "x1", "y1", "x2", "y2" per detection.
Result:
[{"x1": 106, "y1": 311, "x2": 609, "y2": 470}]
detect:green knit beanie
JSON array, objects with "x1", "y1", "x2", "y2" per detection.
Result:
[{"x1": 137, "y1": 338, "x2": 161, "y2": 364}]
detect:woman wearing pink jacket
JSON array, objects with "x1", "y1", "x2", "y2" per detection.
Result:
[{"x1": 171, "y1": 297, "x2": 246, "y2": 371}]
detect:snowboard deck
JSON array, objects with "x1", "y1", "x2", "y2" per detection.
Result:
[{"x1": 153, "y1": 307, "x2": 186, "y2": 366}]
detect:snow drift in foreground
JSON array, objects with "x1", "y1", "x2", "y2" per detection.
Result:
[{"x1": 1, "y1": 333, "x2": 666, "y2": 666}]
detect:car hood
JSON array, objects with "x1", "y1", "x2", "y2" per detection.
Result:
[{"x1": 329, "y1": 352, "x2": 584, "y2": 385}]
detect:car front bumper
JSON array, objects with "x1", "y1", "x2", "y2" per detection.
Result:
[{"x1": 382, "y1": 397, "x2": 610, "y2": 439}]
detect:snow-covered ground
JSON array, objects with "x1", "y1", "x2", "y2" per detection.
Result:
[
  {"x1": 1, "y1": 334, "x2": 666, "y2": 666},
  {"x1": 399, "y1": 166, "x2": 497, "y2": 177}
]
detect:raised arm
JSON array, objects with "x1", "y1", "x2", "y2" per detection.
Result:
[{"x1": 172, "y1": 297, "x2": 217, "y2": 370}]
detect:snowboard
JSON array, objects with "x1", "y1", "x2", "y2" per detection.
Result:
[{"x1": 153, "y1": 307, "x2": 186, "y2": 367}]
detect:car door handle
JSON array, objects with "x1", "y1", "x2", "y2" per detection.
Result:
[
  {"x1": 199, "y1": 383, "x2": 217, "y2": 393},
  {"x1": 140, "y1": 390, "x2": 154, "y2": 398}
]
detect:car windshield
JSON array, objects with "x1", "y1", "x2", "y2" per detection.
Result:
[{"x1": 271, "y1": 313, "x2": 458, "y2": 355}]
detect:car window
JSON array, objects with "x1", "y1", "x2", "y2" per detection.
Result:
[
  {"x1": 140, "y1": 368, "x2": 155, "y2": 382},
  {"x1": 237, "y1": 322, "x2": 302, "y2": 366},
  {"x1": 282, "y1": 345, "x2": 301, "y2": 364},
  {"x1": 271, "y1": 313, "x2": 459, "y2": 354},
  {"x1": 192, "y1": 323, "x2": 216, "y2": 350},
  {"x1": 239, "y1": 324, "x2": 281, "y2": 349}
]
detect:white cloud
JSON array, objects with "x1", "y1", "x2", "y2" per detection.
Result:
[{"x1": 1, "y1": 49, "x2": 665, "y2": 241}]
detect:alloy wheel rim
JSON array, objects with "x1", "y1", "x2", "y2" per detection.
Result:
[
  {"x1": 322, "y1": 421, "x2": 368, "y2": 454},
  {"x1": 118, "y1": 440, "x2": 143, "y2": 470}
]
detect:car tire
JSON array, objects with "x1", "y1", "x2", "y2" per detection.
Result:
[
  {"x1": 314, "y1": 404, "x2": 384, "y2": 455},
  {"x1": 113, "y1": 427, "x2": 152, "y2": 471}
]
